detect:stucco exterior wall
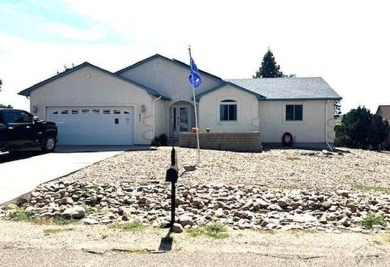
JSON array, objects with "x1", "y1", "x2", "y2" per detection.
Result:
[
  {"x1": 29, "y1": 66, "x2": 158, "y2": 145},
  {"x1": 198, "y1": 85, "x2": 260, "y2": 133},
  {"x1": 118, "y1": 57, "x2": 222, "y2": 103},
  {"x1": 152, "y1": 98, "x2": 168, "y2": 138},
  {"x1": 259, "y1": 100, "x2": 336, "y2": 145}
]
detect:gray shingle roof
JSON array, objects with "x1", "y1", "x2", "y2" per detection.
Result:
[{"x1": 225, "y1": 77, "x2": 342, "y2": 100}]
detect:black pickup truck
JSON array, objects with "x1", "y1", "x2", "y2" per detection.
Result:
[{"x1": 0, "y1": 108, "x2": 57, "y2": 153}]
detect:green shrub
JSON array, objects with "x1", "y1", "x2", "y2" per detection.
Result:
[
  {"x1": 7, "y1": 207, "x2": 34, "y2": 222},
  {"x1": 339, "y1": 106, "x2": 389, "y2": 150},
  {"x1": 151, "y1": 133, "x2": 168, "y2": 146},
  {"x1": 362, "y1": 212, "x2": 387, "y2": 229}
]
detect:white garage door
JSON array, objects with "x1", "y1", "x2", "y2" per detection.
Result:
[{"x1": 47, "y1": 107, "x2": 134, "y2": 145}]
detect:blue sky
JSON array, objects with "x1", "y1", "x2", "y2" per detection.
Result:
[
  {"x1": 1, "y1": 0, "x2": 389, "y2": 114},
  {"x1": 0, "y1": 0, "x2": 123, "y2": 44}
]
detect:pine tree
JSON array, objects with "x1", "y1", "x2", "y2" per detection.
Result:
[
  {"x1": 334, "y1": 100, "x2": 342, "y2": 119},
  {"x1": 253, "y1": 48, "x2": 284, "y2": 78},
  {"x1": 339, "y1": 106, "x2": 389, "y2": 149}
]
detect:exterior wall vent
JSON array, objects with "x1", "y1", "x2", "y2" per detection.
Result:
[{"x1": 154, "y1": 59, "x2": 163, "y2": 72}]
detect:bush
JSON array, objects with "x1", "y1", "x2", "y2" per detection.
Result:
[
  {"x1": 362, "y1": 212, "x2": 387, "y2": 229},
  {"x1": 6, "y1": 207, "x2": 34, "y2": 222},
  {"x1": 334, "y1": 124, "x2": 344, "y2": 147},
  {"x1": 151, "y1": 133, "x2": 168, "y2": 146},
  {"x1": 338, "y1": 106, "x2": 389, "y2": 150},
  {"x1": 0, "y1": 104, "x2": 13, "y2": 108}
]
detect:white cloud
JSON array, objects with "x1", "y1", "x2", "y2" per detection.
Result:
[
  {"x1": 1, "y1": 0, "x2": 390, "y2": 114},
  {"x1": 43, "y1": 23, "x2": 107, "y2": 41}
]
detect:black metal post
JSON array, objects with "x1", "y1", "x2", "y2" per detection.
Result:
[
  {"x1": 170, "y1": 180, "x2": 176, "y2": 229},
  {"x1": 171, "y1": 147, "x2": 176, "y2": 166},
  {"x1": 171, "y1": 113, "x2": 175, "y2": 149},
  {"x1": 166, "y1": 111, "x2": 178, "y2": 229}
]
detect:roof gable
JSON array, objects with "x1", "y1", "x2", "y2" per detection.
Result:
[
  {"x1": 18, "y1": 62, "x2": 170, "y2": 100},
  {"x1": 225, "y1": 77, "x2": 342, "y2": 100},
  {"x1": 196, "y1": 82, "x2": 266, "y2": 101},
  {"x1": 115, "y1": 53, "x2": 223, "y2": 81}
]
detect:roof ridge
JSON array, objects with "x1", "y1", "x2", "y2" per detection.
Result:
[
  {"x1": 115, "y1": 53, "x2": 223, "y2": 81},
  {"x1": 18, "y1": 61, "x2": 171, "y2": 100},
  {"x1": 227, "y1": 77, "x2": 323, "y2": 80}
]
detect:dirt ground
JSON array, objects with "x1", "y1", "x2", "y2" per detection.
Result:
[
  {"x1": 0, "y1": 220, "x2": 390, "y2": 266},
  {"x1": 1, "y1": 148, "x2": 390, "y2": 266}
]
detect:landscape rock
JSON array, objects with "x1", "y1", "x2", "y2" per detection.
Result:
[
  {"x1": 1, "y1": 178, "x2": 389, "y2": 234},
  {"x1": 172, "y1": 223, "x2": 184, "y2": 233},
  {"x1": 178, "y1": 214, "x2": 194, "y2": 227},
  {"x1": 62, "y1": 206, "x2": 86, "y2": 219}
]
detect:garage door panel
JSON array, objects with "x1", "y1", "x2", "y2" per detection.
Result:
[
  {"x1": 47, "y1": 107, "x2": 134, "y2": 145},
  {"x1": 58, "y1": 125, "x2": 132, "y2": 136},
  {"x1": 59, "y1": 134, "x2": 132, "y2": 145}
]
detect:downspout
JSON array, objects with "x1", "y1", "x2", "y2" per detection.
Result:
[
  {"x1": 152, "y1": 96, "x2": 162, "y2": 139},
  {"x1": 325, "y1": 100, "x2": 333, "y2": 151}
]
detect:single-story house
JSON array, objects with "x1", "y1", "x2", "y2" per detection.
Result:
[
  {"x1": 376, "y1": 105, "x2": 390, "y2": 149},
  {"x1": 19, "y1": 54, "x2": 342, "y2": 149}
]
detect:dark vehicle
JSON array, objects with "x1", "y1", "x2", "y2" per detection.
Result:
[{"x1": 0, "y1": 108, "x2": 57, "y2": 153}]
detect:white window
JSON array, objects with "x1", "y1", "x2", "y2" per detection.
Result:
[{"x1": 220, "y1": 100, "x2": 237, "y2": 121}]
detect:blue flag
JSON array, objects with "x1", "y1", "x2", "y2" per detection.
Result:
[{"x1": 189, "y1": 57, "x2": 201, "y2": 88}]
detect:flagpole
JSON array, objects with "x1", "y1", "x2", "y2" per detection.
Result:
[{"x1": 188, "y1": 46, "x2": 200, "y2": 164}]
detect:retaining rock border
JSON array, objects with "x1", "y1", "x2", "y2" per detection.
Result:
[{"x1": 1, "y1": 180, "x2": 389, "y2": 234}]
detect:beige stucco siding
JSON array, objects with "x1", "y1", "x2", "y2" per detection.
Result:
[
  {"x1": 118, "y1": 57, "x2": 221, "y2": 103},
  {"x1": 29, "y1": 66, "x2": 157, "y2": 145},
  {"x1": 198, "y1": 85, "x2": 260, "y2": 133},
  {"x1": 259, "y1": 100, "x2": 336, "y2": 144},
  {"x1": 153, "y1": 99, "x2": 168, "y2": 138}
]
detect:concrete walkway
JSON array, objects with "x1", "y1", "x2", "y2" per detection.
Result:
[{"x1": 0, "y1": 146, "x2": 146, "y2": 205}]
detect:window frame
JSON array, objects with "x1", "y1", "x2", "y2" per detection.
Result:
[
  {"x1": 285, "y1": 104, "x2": 303, "y2": 121},
  {"x1": 3, "y1": 110, "x2": 33, "y2": 124},
  {"x1": 219, "y1": 99, "x2": 238, "y2": 122}
]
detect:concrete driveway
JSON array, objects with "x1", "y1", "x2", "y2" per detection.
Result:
[{"x1": 0, "y1": 146, "x2": 137, "y2": 205}]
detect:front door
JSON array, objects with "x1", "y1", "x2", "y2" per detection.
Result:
[{"x1": 172, "y1": 106, "x2": 190, "y2": 137}]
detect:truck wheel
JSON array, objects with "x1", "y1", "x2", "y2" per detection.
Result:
[{"x1": 42, "y1": 135, "x2": 56, "y2": 153}]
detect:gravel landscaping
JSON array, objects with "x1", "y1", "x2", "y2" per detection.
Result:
[
  {"x1": 58, "y1": 147, "x2": 390, "y2": 191},
  {"x1": 1, "y1": 146, "x2": 390, "y2": 266},
  {"x1": 1, "y1": 147, "x2": 390, "y2": 234}
]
